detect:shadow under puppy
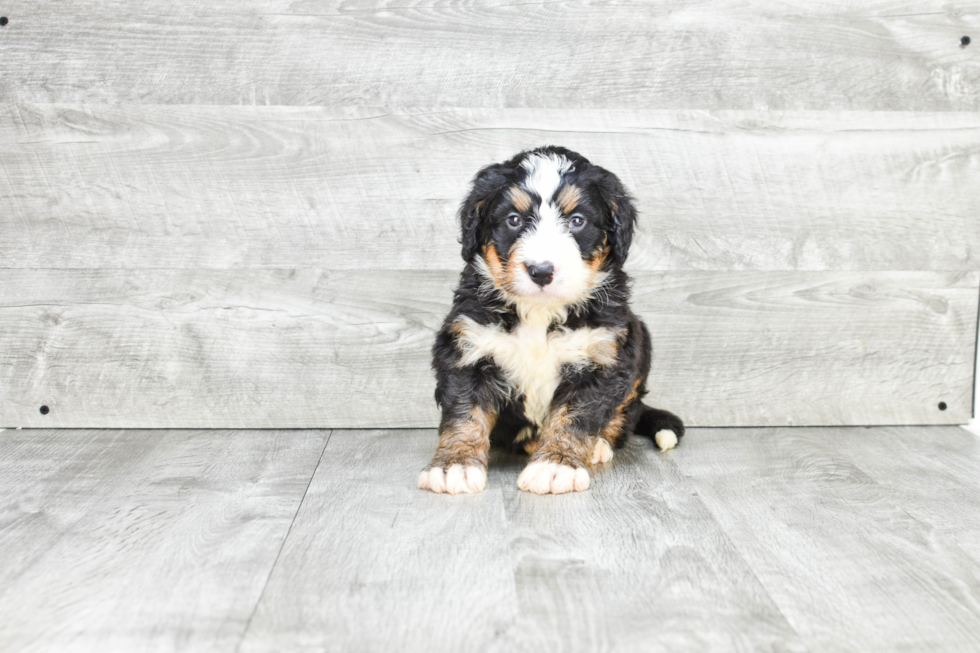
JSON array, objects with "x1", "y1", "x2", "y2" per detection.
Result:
[{"x1": 419, "y1": 146, "x2": 684, "y2": 495}]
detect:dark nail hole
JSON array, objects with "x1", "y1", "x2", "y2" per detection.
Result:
[
  {"x1": 0, "y1": 17, "x2": 8, "y2": 26},
  {"x1": 962, "y1": 36, "x2": 971, "y2": 47},
  {"x1": 39, "y1": 405, "x2": 50, "y2": 415},
  {"x1": 938, "y1": 402, "x2": 948, "y2": 411}
]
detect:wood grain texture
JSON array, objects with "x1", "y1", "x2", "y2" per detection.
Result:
[
  {"x1": 238, "y1": 429, "x2": 522, "y2": 653},
  {"x1": 239, "y1": 429, "x2": 807, "y2": 653},
  {"x1": 672, "y1": 426, "x2": 980, "y2": 652},
  {"x1": 4, "y1": 427, "x2": 980, "y2": 651},
  {"x1": 2, "y1": 105, "x2": 979, "y2": 271},
  {"x1": 0, "y1": 428, "x2": 330, "y2": 653},
  {"x1": 818, "y1": 426, "x2": 980, "y2": 561},
  {"x1": 0, "y1": 269, "x2": 975, "y2": 428},
  {"x1": 490, "y1": 435, "x2": 807, "y2": 652},
  {"x1": 0, "y1": 1, "x2": 977, "y2": 108},
  {"x1": 0, "y1": 269, "x2": 453, "y2": 429}
]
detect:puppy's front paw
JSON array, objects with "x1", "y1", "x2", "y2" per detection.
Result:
[
  {"x1": 418, "y1": 465, "x2": 487, "y2": 495},
  {"x1": 518, "y1": 461, "x2": 590, "y2": 495}
]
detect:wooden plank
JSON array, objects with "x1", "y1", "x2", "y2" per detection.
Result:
[
  {"x1": 672, "y1": 426, "x2": 980, "y2": 652},
  {"x1": 0, "y1": 269, "x2": 452, "y2": 429},
  {"x1": 0, "y1": 428, "x2": 330, "y2": 652},
  {"x1": 816, "y1": 426, "x2": 980, "y2": 561},
  {"x1": 0, "y1": 1, "x2": 976, "y2": 109},
  {"x1": 5, "y1": 427, "x2": 979, "y2": 651},
  {"x1": 638, "y1": 271, "x2": 979, "y2": 427},
  {"x1": 492, "y1": 435, "x2": 808, "y2": 652},
  {"x1": 239, "y1": 429, "x2": 807, "y2": 652},
  {"x1": 2, "y1": 105, "x2": 979, "y2": 271},
  {"x1": 0, "y1": 269, "x2": 975, "y2": 429},
  {"x1": 239, "y1": 429, "x2": 522, "y2": 653},
  {"x1": 0, "y1": 430, "x2": 162, "y2": 592}
]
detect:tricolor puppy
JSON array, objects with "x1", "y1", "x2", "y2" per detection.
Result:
[{"x1": 419, "y1": 146, "x2": 684, "y2": 495}]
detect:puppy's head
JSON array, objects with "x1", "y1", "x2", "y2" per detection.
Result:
[{"x1": 459, "y1": 146, "x2": 636, "y2": 310}]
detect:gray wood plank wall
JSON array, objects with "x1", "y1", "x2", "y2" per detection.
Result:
[
  {"x1": 2, "y1": 107, "x2": 979, "y2": 271},
  {"x1": 1, "y1": 270, "x2": 975, "y2": 428},
  {"x1": 0, "y1": 1, "x2": 977, "y2": 428},
  {"x1": 1, "y1": 1, "x2": 977, "y2": 109}
]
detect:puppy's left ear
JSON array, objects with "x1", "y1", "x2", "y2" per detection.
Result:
[
  {"x1": 596, "y1": 169, "x2": 637, "y2": 267},
  {"x1": 459, "y1": 163, "x2": 509, "y2": 263}
]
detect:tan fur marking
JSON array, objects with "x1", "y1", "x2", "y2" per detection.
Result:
[
  {"x1": 545, "y1": 404, "x2": 574, "y2": 434},
  {"x1": 598, "y1": 411, "x2": 626, "y2": 448},
  {"x1": 598, "y1": 379, "x2": 642, "y2": 448},
  {"x1": 588, "y1": 244, "x2": 609, "y2": 273},
  {"x1": 427, "y1": 405, "x2": 497, "y2": 470},
  {"x1": 529, "y1": 406, "x2": 595, "y2": 471},
  {"x1": 504, "y1": 246, "x2": 524, "y2": 294},
  {"x1": 479, "y1": 242, "x2": 527, "y2": 303},
  {"x1": 624, "y1": 378, "x2": 642, "y2": 405},
  {"x1": 509, "y1": 186, "x2": 532, "y2": 213},
  {"x1": 482, "y1": 244, "x2": 507, "y2": 290},
  {"x1": 483, "y1": 242, "x2": 529, "y2": 299},
  {"x1": 556, "y1": 184, "x2": 581, "y2": 214}
]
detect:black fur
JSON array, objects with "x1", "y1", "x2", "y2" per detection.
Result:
[{"x1": 431, "y1": 146, "x2": 684, "y2": 473}]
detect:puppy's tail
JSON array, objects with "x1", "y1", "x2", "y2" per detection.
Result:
[{"x1": 634, "y1": 404, "x2": 685, "y2": 451}]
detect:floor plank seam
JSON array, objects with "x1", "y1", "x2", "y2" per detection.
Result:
[
  {"x1": 233, "y1": 429, "x2": 334, "y2": 653},
  {"x1": 666, "y1": 455, "x2": 814, "y2": 652},
  {"x1": 971, "y1": 282, "x2": 979, "y2": 420}
]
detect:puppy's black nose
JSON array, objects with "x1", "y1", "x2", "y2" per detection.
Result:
[{"x1": 526, "y1": 262, "x2": 554, "y2": 287}]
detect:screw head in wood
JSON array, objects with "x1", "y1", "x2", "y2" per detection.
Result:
[
  {"x1": 938, "y1": 402, "x2": 947, "y2": 411},
  {"x1": 39, "y1": 405, "x2": 50, "y2": 415},
  {"x1": 0, "y1": 17, "x2": 8, "y2": 26},
  {"x1": 962, "y1": 36, "x2": 971, "y2": 47}
]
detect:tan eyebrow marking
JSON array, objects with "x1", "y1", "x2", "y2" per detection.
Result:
[
  {"x1": 556, "y1": 184, "x2": 582, "y2": 214},
  {"x1": 508, "y1": 186, "x2": 533, "y2": 213}
]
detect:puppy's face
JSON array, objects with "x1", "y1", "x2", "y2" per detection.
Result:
[{"x1": 460, "y1": 148, "x2": 636, "y2": 310}]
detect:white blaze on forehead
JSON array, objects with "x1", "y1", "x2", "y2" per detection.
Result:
[
  {"x1": 519, "y1": 152, "x2": 575, "y2": 265},
  {"x1": 520, "y1": 152, "x2": 572, "y2": 202},
  {"x1": 520, "y1": 196, "x2": 573, "y2": 264},
  {"x1": 512, "y1": 152, "x2": 593, "y2": 311}
]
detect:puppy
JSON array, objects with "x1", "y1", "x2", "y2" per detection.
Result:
[{"x1": 418, "y1": 146, "x2": 684, "y2": 495}]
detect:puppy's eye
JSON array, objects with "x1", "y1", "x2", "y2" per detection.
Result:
[
  {"x1": 569, "y1": 214, "x2": 586, "y2": 230},
  {"x1": 506, "y1": 213, "x2": 523, "y2": 228}
]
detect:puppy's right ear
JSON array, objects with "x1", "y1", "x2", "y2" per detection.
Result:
[{"x1": 459, "y1": 163, "x2": 509, "y2": 263}]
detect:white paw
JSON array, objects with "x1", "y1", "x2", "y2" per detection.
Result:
[
  {"x1": 418, "y1": 465, "x2": 487, "y2": 494},
  {"x1": 517, "y1": 461, "x2": 590, "y2": 495},
  {"x1": 655, "y1": 429, "x2": 678, "y2": 451},
  {"x1": 591, "y1": 438, "x2": 614, "y2": 464}
]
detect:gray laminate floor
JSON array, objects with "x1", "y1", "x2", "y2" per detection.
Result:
[{"x1": 1, "y1": 426, "x2": 979, "y2": 652}]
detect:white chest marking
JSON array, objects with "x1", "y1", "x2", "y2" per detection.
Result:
[{"x1": 454, "y1": 316, "x2": 619, "y2": 426}]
